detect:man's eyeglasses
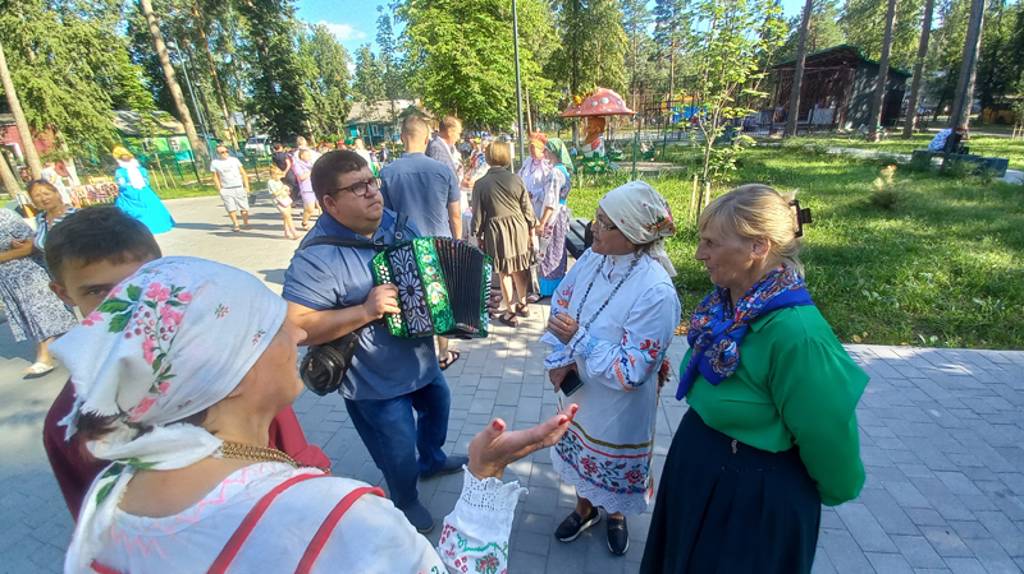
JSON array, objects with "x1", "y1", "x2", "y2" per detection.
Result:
[{"x1": 336, "y1": 177, "x2": 381, "y2": 197}]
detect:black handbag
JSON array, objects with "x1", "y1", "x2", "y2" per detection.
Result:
[{"x1": 298, "y1": 215, "x2": 407, "y2": 396}]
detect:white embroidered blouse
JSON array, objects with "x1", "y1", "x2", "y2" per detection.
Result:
[
  {"x1": 541, "y1": 250, "x2": 680, "y2": 514},
  {"x1": 86, "y1": 462, "x2": 524, "y2": 574}
]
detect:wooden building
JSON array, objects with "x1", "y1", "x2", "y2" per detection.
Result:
[{"x1": 769, "y1": 45, "x2": 910, "y2": 131}]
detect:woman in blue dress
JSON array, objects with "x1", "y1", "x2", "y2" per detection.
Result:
[{"x1": 112, "y1": 146, "x2": 175, "y2": 234}]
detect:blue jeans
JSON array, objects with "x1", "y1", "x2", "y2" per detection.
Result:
[{"x1": 344, "y1": 375, "x2": 451, "y2": 510}]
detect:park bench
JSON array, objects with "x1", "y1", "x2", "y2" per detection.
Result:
[{"x1": 910, "y1": 149, "x2": 1009, "y2": 177}]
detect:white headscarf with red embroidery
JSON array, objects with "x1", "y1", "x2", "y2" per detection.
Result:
[
  {"x1": 598, "y1": 181, "x2": 677, "y2": 277},
  {"x1": 51, "y1": 256, "x2": 286, "y2": 572}
]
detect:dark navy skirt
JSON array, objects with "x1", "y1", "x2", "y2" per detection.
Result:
[{"x1": 640, "y1": 409, "x2": 821, "y2": 574}]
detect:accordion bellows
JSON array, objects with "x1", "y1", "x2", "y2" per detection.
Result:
[{"x1": 371, "y1": 237, "x2": 493, "y2": 339}]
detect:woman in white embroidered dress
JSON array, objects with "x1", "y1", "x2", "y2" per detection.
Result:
[
  {"x1": 518, "y1": 133, "x2": 551, "y2": 223},
  {"x1": 517, "y1": 133, "x2": 552, "y2": 306},
  {"x1": 53, "y1": 256, "x2": 578, "y2": 574},
  {"x1": 543, "y1": 181, "x2": 681, "y2": 556}
]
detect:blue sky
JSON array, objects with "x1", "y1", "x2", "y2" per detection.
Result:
[{"x1": 295, "y1": 0, "x2": 808, "y2": 56}]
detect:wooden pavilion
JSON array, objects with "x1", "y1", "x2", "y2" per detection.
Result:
[{"x1": 768, "y1": 45, "x2": 910, "y2": 131}]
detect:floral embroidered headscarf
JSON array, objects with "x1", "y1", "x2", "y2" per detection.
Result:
[
  {"x1": 599, "y1": 181, "x2": 677, "y2": 277},
  {"x1": 51, "y1": 256, "x2": 286, "y2": 572}
]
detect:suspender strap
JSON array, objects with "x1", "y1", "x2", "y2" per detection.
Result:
[
  {"x1": 208, "y1": 473, "x2": 326, "y2": 574},
  {"x1": 294, "y1": 486, "x2": 386, "y2": 574},
  {"x1": 300, "y1": 213, "x2": 410, "y2": 252},
  {"x1": 300, "y1": 236, "x2": 383, "y2": 250}
]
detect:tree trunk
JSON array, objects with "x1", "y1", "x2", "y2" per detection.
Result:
[
  {"x1": 630, "y1": 27, "x2": 639, "y2": 113},
  {"x1": 0, "y1": 41, "x2": 42, "y2": 179},
  {"x1": 949, "y1": 0, "x2": 985, "y2": 130},
  {"x1": 193, "y1": 2, "x2": 238, "y2": 149},
  {"x1": 903, "y1": 0, "x2": 935, "y2": 138},
  {"x1": 139, "y1": 0, "x2": 208, "y2": 163},
  {"x1": 785, "y1": 0, "x2": 814, "y2": 138},
  {"x1": 525, "y1": 88, "x2": 534, "y2": 134},
  {"x1": 0, "y1": 149, "x2": 23, "y2": 198},
  {"x1": 868, "y1": 0, "x2": 898, "y2": 141},
  {"x1": 932, "y1": 93, "x2": 945, "y2": 121},
  {"x1": 668, "y1": 39, "x2": 676, "y2": 110}
]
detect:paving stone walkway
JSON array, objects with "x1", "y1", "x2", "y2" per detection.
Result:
[{"x1": 1, "y1": 195, "x2": 1022, "y2": 573}]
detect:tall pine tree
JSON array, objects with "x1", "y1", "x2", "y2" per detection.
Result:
[
  {"x1": 377, "y1": 6, "x2": 405, "y2": 126},
  {"x1": 653, "y1": 0, "x2": 689, "y2": 103},
  {"x1": 352, "y1": 45, "x2": 385, "y2": 103},
  {"x1": 235, "y1": 0, "x2": 309, "y2": 141},
  {"x1": 621, "y1": 0, "x2": 656, "y2": 111},
  {"x1": 297, "y1": 24, "x2": 352, "y2": 140},
  {"x1": 549, "y1": 0, "x2": 628, "y2": 99}
]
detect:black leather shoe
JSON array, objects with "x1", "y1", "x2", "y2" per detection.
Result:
[
  {"x1": 555, "y1": 507, "x2": 601, "y2": 542},
  {"x1": 420, "y1": 455, "x2": 468, "y2": 480},
  {"x1": 607, "y1": 515, "x2": 629, "y2": 555}
]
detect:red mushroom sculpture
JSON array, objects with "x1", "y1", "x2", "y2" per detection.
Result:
[{"x1": 561, "y1": 88, "x2": 635, "y2": 165}]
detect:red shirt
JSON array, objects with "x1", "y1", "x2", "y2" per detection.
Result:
[{"x1": 43, "y1": 380, "x2": 331, "y2": 520}]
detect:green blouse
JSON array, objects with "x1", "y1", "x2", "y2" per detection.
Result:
[{"x1": 683, "y1": 305, "x2": 868, "y2": 506}]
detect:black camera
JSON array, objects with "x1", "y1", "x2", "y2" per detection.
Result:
[{"x1": 300, "y1": 332, "x2": 361, "y2": 396}]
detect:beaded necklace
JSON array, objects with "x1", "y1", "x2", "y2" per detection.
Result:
[{"x1": 573, "y1": 253, "x2": 642, "y2": 333}]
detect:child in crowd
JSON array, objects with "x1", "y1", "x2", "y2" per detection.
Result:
[
  {"x1": 41, "y1": 206, "x2": 329, "y2": 519},
  {"x1": 268, "y1": 166, "x2": 299, "y2": 240}
]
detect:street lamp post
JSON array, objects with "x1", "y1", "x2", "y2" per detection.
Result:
[{"x1": 512, "y1": 0, "x2": 526, "y2": 169}]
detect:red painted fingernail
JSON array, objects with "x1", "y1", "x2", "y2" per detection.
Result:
[
  {"x1": 492, "y1": 420, "x2": 504, "y2": 431},
  {"x1": 559, "y1": 416, "x2": 568, "y2": 424}
]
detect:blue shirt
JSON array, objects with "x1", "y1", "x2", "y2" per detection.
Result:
[
  {"x1": 282, "y1": 210, "x2": 441, "y2": 401},
  {"x1": 380, "y1": 152, "x2": 460, "y2": 238}
]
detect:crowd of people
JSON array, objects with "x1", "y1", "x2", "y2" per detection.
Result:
[{"x1": 0, "y1": 114, "x2": 871, "y2": 573}]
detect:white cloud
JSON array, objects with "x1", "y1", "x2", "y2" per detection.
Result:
[{"x1": 317, "y1": 20, "x2": 368, "y2": 42}]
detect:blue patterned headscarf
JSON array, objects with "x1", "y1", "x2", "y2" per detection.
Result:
[{"x1": 676, "y1": 266, "x2": 813, "y2": 399}]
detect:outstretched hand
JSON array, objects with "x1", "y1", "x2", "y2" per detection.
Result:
[{"x1": 467, "y1": 403, "x2": 580, "y2": 480}]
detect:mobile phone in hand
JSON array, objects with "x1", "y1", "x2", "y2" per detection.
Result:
[{"x1": 560, "y1": 370, "x2": 584, "y2": 396}]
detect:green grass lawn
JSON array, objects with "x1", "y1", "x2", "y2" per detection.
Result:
[
  {"x1": 786, "y1": 133, "x2": 1024, "y2": 169},
  {"x1": 570, "y1": 146, "x2": 1024, "y2": 349},
  {"x1": 152, "y1": 183, "x2": 220, "y2": 200}
]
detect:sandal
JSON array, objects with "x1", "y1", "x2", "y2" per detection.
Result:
[
  {"x1": 24, "y1": 362, "x2": 55, "y2": 376},
  {"x1": 515, "y1": 303, "x2": 531, "y2": 318},
  {"x1": 497, "y1": 312, "x2": 519, "y2": 327},
  {"x1": 439, "y1": 350, "x2": 462, "y2": 371},
  {"x1": 232, "y1": 226, "x2": 241, "y2": 232}
]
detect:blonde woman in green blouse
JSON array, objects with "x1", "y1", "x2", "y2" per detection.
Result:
[{"x1": 641, "y1": 184, "x2": 868, "y2": 573}]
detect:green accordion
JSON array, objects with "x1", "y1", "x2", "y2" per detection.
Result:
[{"x1": 371, "y1": 237, "x2": 493, "y2": 339}]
